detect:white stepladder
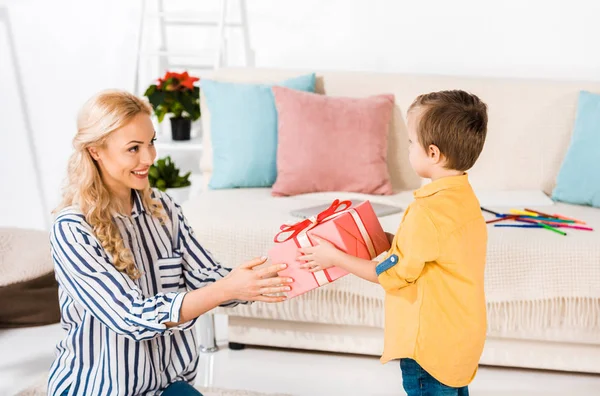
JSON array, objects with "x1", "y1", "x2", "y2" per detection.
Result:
[
  {"x1": 133, "y1": 0, "x2": 254, "y2": 96},
  {"x1": 133, "y1": 0, "x2": 254, "y2": 354}
]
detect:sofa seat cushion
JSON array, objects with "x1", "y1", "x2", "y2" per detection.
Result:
[
  {"x1": 482, "y1": 202, "x2": 600, "y2": 343},
  {"x1": 182, "y1": 190, "x2": 600, "y2": 344}
]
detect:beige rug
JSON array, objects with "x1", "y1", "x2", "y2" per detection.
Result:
[{"x1": 16, "y1": 376, "x2": 292, "y2": 396}]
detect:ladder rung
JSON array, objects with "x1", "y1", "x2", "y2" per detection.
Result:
[
  {"x1": 163, "y1": 20, "x2": 242, "y2": 27},
  {"x1": 140, "y1": 50, "x2": 216, "y2": 58},
  {"x1": 145, "y1": 12, "x2": 209, "y2": 18},
  {"x1": 167, "y1": 64, "x2": 214, "y2": 71},
  {"x1": 145, "y1": 12, "x2": 243, "y2": 26}
]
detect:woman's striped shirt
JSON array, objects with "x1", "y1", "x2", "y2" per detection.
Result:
[{"x1": 48, "y1": 189, "x2": 239, "y2": 395}]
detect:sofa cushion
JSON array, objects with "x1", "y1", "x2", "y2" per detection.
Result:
[
  {"x1": 198, "y1": 70, "x2": 425, "y2": 193},
  {"x1": 200, "y1": 74, "x2": 316, "y2": 190},
  {"x1": 0, "y1": 228, "x2": 60, "y2": 328},
  {"x1": 271, "y1": 87, "x2": 394, "y2": 196},
  {"x1": 552, "y1": 90, "x2": 600, "y2": 207}
]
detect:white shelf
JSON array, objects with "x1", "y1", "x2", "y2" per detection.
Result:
[{"x1": 155, "y1": 133, "x2": 203, "y2": 152}]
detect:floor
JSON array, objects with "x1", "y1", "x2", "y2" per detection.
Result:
[
  {"x1": 197, "y1": 347, "x2": 600, "y2": 396},
  {"x1": 2, "y1": 319, "x2": 600, "y2": 396}
]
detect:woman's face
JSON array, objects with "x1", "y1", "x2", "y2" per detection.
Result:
[{"x1": 90, "y1": 113, "x2": 156, "y2": 196}]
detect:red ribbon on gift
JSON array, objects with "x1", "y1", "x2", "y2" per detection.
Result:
[{"x1": 274, "y1": 199, "x2": 352, "y2": 243}]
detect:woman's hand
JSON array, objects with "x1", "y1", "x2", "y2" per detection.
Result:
[
  {"x1": 297, "y1": 236, "x2": 345, "y2": 272},
  {"x1": 222, "y1": 257, "x2": 293, "y2": 303}
]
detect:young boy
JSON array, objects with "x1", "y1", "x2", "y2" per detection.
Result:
[{"x1": 298, "y1": 90, "x2": 488, "y2": 396}]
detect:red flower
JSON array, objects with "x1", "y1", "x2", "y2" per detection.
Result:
[
  {"x1": 179, "y1": 72, "x2": 200, "y2": 90},
  {"x1": 164, "y1": 71, "x2": 182, "y2": 80},
  {"x1": 157, "y1": 71, "x2": 181, "y2": 89},
  {"x1": 156, "y1": 71, "x2": 198, "y2": 91}
]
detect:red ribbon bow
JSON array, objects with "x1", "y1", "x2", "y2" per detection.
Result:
[{"x1": 274, "y1": 199, "x2": 352, "y2": 243}]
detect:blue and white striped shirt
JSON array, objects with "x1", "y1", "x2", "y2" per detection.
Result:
[{"x1": 48, "y1": 189, "x2": 236, "y2": 396}]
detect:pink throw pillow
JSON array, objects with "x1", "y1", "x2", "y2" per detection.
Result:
[{"x1": 271, "y1": 86, "x2": 394, "y2": 197}]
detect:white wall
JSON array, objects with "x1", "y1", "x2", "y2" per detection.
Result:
[
  {"x1": 251, "y1": 0, "x2": 600, "y2": 80},
  {"x1": 0, "y1": 0, "x2": 139, "y2": 230},
  {"x1": 2, "y1": 0, "x2": 600, "y2": 230}
]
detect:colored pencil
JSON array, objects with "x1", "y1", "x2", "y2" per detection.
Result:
[
  {"x1": 524, "y1": 208, "x2": 586, "y2": 225},
  {"x1": 481, "y1": 207, "x2": 500, "y2": 216},
  {"x1": 539, "y1": 222, "x2": 567, "y2": 236},
  {"x1": 513, "y1": 215, "x2": 575, "y2": 223},
  {"x1": 493, "y1": 215, "x2": 573, "y2": 225},
  {"x1": 513, "y1": 219, "x2": 592, "y2": 231},
  {"x1": 516, "y1": 218, "x2": 569, "y2": 227},
  {"x1": 512, "y1": 218, "x2": 567, "y2": 235},
  {"x1": 552, "y1": 214, "x2": 586, "y2": 225},
  {"x1": 553, "y1": 224, "x2": 594, "y2": 231},
  {"x1": 494, "y1": 224, "x2": 542, "y2": 228},
  {"x1": 509, "y1": 209, "x2": 540, "y2": 217},
  {"x1": 523, "y1": 208, "x2": 559, "y2": 219},
  {"x1": 486, "y1": 215, "x2": 519, "y2": 224}
]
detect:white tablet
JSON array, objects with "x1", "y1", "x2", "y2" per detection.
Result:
[{"x1": 290, "y1": 200, "x2": 403, "y2": 219}]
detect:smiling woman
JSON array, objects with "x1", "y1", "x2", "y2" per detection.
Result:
[
  {"x1": 87, "y1": 112, "x2": 157, "y2": 213},
  {"x1": 55, "y1": 90, "x2": 162, "y2": 279},
  {"x1": 47, "y1": 90, "x2": 294, "y2": 396}
]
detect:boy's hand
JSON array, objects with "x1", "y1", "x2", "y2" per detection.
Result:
[{"x1": 297, "y1": 236, "x2": 344, "y2": 272}]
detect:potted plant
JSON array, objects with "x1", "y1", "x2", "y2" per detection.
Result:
[
  {"x1": 144, "y1": 71, "x2": 200, "y2": 141},
  {"x1": 148, "y1": 156, "x2": 192, "y2": 203}
]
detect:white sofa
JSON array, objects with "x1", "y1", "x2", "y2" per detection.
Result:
[{"x1": 183, "y1": 69, "x2": 600, "y2": 373}]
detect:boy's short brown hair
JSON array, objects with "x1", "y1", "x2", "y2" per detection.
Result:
[{"x1": 408, "y1": 90, "x2": 488, "y2": 171}]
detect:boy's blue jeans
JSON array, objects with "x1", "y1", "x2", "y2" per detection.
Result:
[{"x1": 401, "y1": 359, "x2": 469, "y2": 396}]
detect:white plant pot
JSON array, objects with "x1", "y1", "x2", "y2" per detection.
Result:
[{"x1": 165, "y1": 186, "x2": 191, "y2": 204}]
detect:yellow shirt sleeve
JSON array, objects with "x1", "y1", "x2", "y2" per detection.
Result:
[{"x1": 376, "y1": 203, "x2": 440, "y2": 292}]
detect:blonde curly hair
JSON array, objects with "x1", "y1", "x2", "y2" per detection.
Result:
[{"x1": 55, "y1": 89, "x2": 165, "y2": 280}]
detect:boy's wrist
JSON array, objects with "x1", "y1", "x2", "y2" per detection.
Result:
[{"x1": 333, "y1": 250, "x2": 349, "y2": 268}]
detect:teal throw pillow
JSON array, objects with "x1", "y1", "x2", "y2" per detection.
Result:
[
  {"x1": 552, "y1": 90, "x2": 600, "y2": 207},
  {"x1": 201, "y1": 73, "x2": 316, "y2": 189}
]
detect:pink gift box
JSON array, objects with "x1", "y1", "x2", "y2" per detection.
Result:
[{"x1": 268, "y1": 200, "x2": 391, "y2": 298}]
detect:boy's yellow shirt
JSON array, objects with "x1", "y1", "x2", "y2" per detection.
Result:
[{"x1": 376, "y1": 174, "x2": 487, "y2": 387}]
